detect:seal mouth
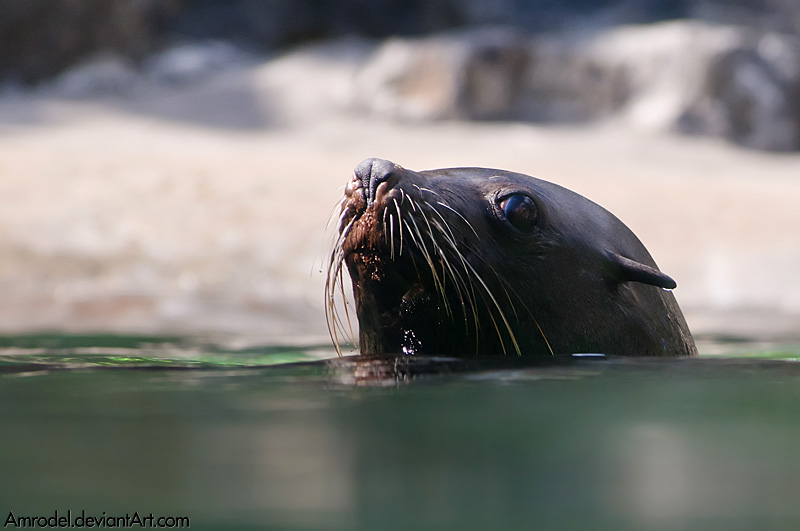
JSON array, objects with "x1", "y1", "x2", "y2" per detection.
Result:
[
  {"x1": 346, "y1": 251, "x2": 437, "y2": 356},
  {"x1": 336, "y1": 178, "x2": 441, "y2": 355}
]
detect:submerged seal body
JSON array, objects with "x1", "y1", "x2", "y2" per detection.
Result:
[{"x1": 326, "y1": 158, "x2": 697, "y2": 358}]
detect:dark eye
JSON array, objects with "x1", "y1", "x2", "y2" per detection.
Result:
[{"x1": 499, "y1": 194, "x2": 538, "y2": 231}]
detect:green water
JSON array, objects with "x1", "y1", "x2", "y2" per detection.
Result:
[{"x1": 2, "y1": 335, "x2": 800, "y2": 530}]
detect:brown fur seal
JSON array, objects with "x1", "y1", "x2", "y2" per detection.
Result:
[{"x1": 326, "y1": 158, "x2": 697, "y2": 358}]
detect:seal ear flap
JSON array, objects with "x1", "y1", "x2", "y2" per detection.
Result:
[{"x1": 606, "y1": 251, "x2": 677, "y2": 290}]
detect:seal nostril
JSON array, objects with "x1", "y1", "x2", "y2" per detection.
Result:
[{"x1": 354, "y1": 158, "x2": 397, "y2": 207}]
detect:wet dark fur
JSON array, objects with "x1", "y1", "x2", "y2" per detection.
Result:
[{"x1": 326, "y1": 159, "x2": 697, "y2": 358}]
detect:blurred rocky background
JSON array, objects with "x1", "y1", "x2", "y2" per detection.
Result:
[
  {"x1": 4, "y1": 0, "x2": 800, "y2": 147},
  {"x1": 1, "y1": 0, "x2": 799, "y2": 345}
]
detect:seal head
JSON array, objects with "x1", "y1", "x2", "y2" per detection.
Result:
[{"x1": 326, "y1": 158, "x2": 697, "y2": 358}]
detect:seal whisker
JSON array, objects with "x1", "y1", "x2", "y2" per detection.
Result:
[
  {"x1": 491, "y1": 269, "x2": 519, "y2": 321},
  {"x1": 325, "y1": 215, "x2": 358, "y2": 356},
  {"x1": 420, "y1": 196, "x2": 517, "y2": 355},
  {"x1": 328, "y1": 272, "x2": 357, "y2": 356},
  {"x1": 429, "y1": 219, "x2": 469, "y2": 311},
  {"x1": 425, "y1": 201, "x2": 461, "y2": 248},
  {"x1": 425, "y1": 201, "x2": 485, "y2": 352},
  {"x1": 495, "y1": 273, "x2": 555, "y2": 356},
  {"x1": 430, "y1": 218, "x2": 480, "y2": 337},
  {"x1": 388, "y1": 212, "x2": 396, "y2": 260},
  {"x1": 416, "y1": 199, "x2": 446, "y2": 259},
  {"x1": 412, "y1": 184, "x2": 439, "y2": 197},
  {"x1": 403, "y1": 216, "x2": 452, "y2": 316},
  {"x1": 392, "y1": 197, "x2": 404, "y2": 257},
  {"x1": 328, "y1": 267, "x2": 357, "y2": 356},
  {"x1": 325, "y1": 198, "x2": 349, "y2": 233},
  {"x1": 325, "y1": 277, "x2": 345, "y2": 356},
  {"x1": 447, "y1": 237, "x2": 528, "y2": 354},
  {"x1": 338, "y1": 275, "x2": 357, "y2": 349},
  {"x1": 459, "y1": 257, "x2": 522, "y2": 356},
  {"x1": 428, "y1": 220, "x2": 468, "y2": 295},
  {"x1": 325, "y1": 270, "x2": 346, "y2": 355},
  {"x1": 422, "y1": 201, "x2": 471, "y2": 305},
  {"x1": 382, "y1": 204, "x2": 389, "y2": 248},
  {"x1": 436, "y1": 201, "x2": 480, "y2": 239},
  {"x1": 431, "y1": 224, "x2": 501, "y2": 355},
  {"x1": 462, "y1": 243, "x2": 554, "y2": 356},
  {"x1": 402, "y1": 214, "x2": 446, "y2": 303}
]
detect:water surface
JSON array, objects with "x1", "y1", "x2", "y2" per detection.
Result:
[{"x1": 1, "y1": 335, "x2": 799, "y2": 530}]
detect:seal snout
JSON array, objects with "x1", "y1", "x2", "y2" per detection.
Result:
[{"x1": 354, "y1": 158, "x2": 399, "y2": 207}]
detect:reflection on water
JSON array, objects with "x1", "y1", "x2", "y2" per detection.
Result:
[{"x1": 1, "y1": 336, "x2": 800, "y2": 530}]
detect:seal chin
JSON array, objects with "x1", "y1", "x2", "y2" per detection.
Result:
[{"x1": 352, "y1": 275, "x2": 438, "y2": 356}]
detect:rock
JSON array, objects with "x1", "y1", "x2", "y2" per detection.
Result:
[
  {"x1": 352, "y1": 27, "x2": 530, "y2": 121},
  {"x1": 351, "y1": 21, "x2": 800, "y2": 150},
  {"x1": 42, "y1": 40, "x2": 256, "y2": 102},
  {"x1": 524, "y1": 21, "x2": 800, "y2": 150},
  {"x1": 4, "y1": 0, "x2": 800, "y2": 87},
  {"x1": 0, "y1": 0, "x2": 175, "y2": 84},
  {"x1": 681, "y1": 33, "x2": 800, "y2": 150},
  {"x1": 46, "y1": 54, "x2": 141, "y2": 99},
  {"x1": 250, "y1": 37, "x2": 376, "y2": 124},
  {"x1": 143, "y1": 41, "x2": 253, "y2": 86}
]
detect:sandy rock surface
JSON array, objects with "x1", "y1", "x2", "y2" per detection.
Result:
[{"x1": 1, "y1": 37, "x2": 799, "y2": 345}]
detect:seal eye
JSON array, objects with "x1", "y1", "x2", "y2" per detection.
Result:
[{"x1": 499, "y1": 194, "x2": 538, "y2": 231}]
